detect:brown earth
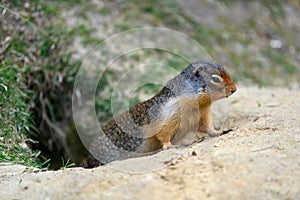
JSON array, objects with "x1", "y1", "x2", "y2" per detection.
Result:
[{"x1": 1, "y1": 86, "x2": 299, "y2": 199}]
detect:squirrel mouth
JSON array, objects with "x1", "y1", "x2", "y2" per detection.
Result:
[{"x1": 225, "y1": 87, "x2": 237, "y2": 97}]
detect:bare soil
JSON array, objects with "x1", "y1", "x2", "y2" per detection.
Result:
[{"x1": 1, "y1": 87, "x2": 299, "y2": 199}]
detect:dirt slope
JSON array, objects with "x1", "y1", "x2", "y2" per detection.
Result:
[{"x1": 1, "y1": 87, "x2": 299, "y2": 199}]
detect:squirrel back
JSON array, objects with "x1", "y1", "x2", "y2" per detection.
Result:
[{"x1": 84, "y1": 60, "x2": 237, "y2": 167}]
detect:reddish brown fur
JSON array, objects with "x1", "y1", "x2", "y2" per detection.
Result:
[{"x1": 220, "y1": 69, "x2": 237, "y2": 97}]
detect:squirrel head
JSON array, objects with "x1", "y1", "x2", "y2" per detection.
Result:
[{"x1": 179, "y1": 60, "x2": 237, "y2": 103}]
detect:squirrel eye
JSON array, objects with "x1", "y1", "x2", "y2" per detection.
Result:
[{"x1": 212, "y1": 76, "x2": 221, "y2": 83}]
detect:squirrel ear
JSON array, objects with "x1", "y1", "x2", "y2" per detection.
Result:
[{"x1": 192, "y1": 66, "x2": 204, "y2": 77}]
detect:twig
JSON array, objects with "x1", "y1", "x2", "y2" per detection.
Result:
[{"x1": 252, "y1": 145, "x2": 274, "y2": 152}]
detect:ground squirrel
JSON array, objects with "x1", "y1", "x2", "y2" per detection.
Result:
[{"x1": 83, "y1": 60, "x2": 237, "y2": 167}]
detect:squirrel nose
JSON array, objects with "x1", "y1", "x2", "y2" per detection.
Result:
[{"x1": 231, "y1": 86, "x2": 237, "y2": 94}]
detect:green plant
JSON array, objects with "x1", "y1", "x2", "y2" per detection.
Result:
[{"x1": 60, "y1": 157, "x2": 75, "y2": 169}]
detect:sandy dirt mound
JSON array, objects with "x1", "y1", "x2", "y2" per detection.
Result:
[{"x1": 1, "y1": 87, "x2": 299, "y2": 199}]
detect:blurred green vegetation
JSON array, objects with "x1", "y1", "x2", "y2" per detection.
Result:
[{"x1": 0, "y1": 0, "x2": 299, "y2": 168}]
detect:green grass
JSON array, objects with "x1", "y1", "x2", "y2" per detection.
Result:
[
  {"x1": 0, "y1": 65, "x2": 40, "y2": 167},
  {"x1": 0, "y1": 30, "x2": 41, "y2": 166},
  {"x1": 60, "y1": 157, "x2": 75, "y2": 169}
]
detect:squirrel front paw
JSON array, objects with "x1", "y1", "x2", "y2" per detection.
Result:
[
  {"x1": 208, "y1": 128, "x2": 234, "y2": 137},
  {"x1": 207, "y1": 128, "x2": 222, "y2": 137},
  {"x1": 162, "y1": 141, "x2": 172, "y2": 149}
]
